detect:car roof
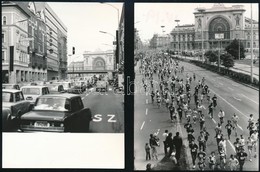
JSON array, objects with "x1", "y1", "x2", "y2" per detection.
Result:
[
  {"x1": 2, "y1": 89, "x2": 21, "y2": 93},
  {"x1": 21, "y1": 85, "x2": 48, "y2": 88},
  {"x1": 3, "y1": 84, "x2": 18, "y2": 86},
  {"x1": 39, "y1": 93, "x2": 80, "y2": 99}
]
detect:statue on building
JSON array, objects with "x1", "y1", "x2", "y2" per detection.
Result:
[
  {"x1": 198, "y1": 18, "x2": 201, "y2": 28},
  {"x1": 235, "y1": 15, "x2": 240, "y2": 26}
]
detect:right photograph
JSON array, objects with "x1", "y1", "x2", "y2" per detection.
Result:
[{"x1": 134, "y1": 3, "x2": 259, "y2": 171}]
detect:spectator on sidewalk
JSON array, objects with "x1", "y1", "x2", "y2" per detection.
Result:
[
  {"x1": 162, "y1": 130, "x2": 169, "y2": 155},
  {"x1": 165, "y1": 132, "x2": 173, "y2": 156},
  {"x1": 145, "y1": 143, "x2": 151, "y2": 161},
  {"x1": 173, "y1": 132, "x2": 183, "y2": 165}
]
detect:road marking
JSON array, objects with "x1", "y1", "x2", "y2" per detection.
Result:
[
  {"x1": 145, "y1": 108, "x2": 148, "y2": 115},
  {"x1": 237, "y1": 125, "x2": 243, "y2": 131},
  {"x1": 233, "y1": 96, "x2": 242, "y2": 101},
  {"x1": 202, "y1": 105, "x2": 206, "y2": 109},
  {"x1": 228, "y1": 87, "x2": 234, "y2": 91},
  {"x1": 209, "y1": 89, "x2": 249, "y2": 119},
  {"x1": 228, "y1": 140, "x2": 236, "y2": 152},
  {"x1": 240, "y1": 94, "x2": 259, "y2": 105},
  {"x1": 140, "y1": 121, "x2": 145, "y2": 130},
  {"x1": 146, "y1": 92, "x2": 148, "y2": 96},
  {"x1": 150, "y1": 120, "x2": 151, "y2": 122},
  {"x1": 146, "y1": 99, "x2": 148, "y2": 104},
  {"x1": 214, "y1": 84, "x2": 219, "y2": 88},
  {"x1": 212, "y1": 118, "x2": 217, "y2": 124},
  {"x1": 232, "y1": 83, "x2": 239, "y2": 87},
  {"x1": 219, "y1": 82, "x2": 224, "y2": 85}
]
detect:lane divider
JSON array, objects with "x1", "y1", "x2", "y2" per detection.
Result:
[
  {"x1": 146, "y1": 108, "x2": 148, "y2": 115},
  {"x1": 228, "y1": 87, "x2": 234, "y2": 91},
  {"x1": 237, "y1": 125, "x2": 244, "y2": 131},
  {"x1": 140, "y1": 121, "x2": 145, "y2": 130},
  {"x1": 228, "y1": 140, "x2": 236, "y2": 152},
  {"x1": 233, "y1": 96, "x2": 242, "y2": 101},
  {"x1": 232, "y1": 83, "x2": 239, "y2": 87},
  {"x1": 146, "y1": 99, "x2": 148, "y2": 104},
  {"x1": 240, "y1": 94, "x2": 259, "y2": 105},
  {"x1": 202, "y1": 105, "x2": 206, "y2": 109},
  {"x1": 212, "y1": 118, "x2": 217, "y2": 124}
]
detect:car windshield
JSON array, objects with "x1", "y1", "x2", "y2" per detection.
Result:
[
  {"x1": 2, "y1": 92, "x2": 13, "y2": 102},
  {"x1": 62, "y1": 83, "x2": 70, "y2": 89},
  {"x1": 34, "y1": 97, "x2": 68, "y2": 111},
  {"x1": 22, "y1": 88, "x2": 40, "y2": 95}
]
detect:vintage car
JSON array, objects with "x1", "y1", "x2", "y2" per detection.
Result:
[
  {"x1": 54, "y1": 81, "x2": 73, "y2": 92},
  {"x1": 2, "y1": 89, "x2": 32, "y2": 131},
  {"x1": 2, "y1": 84, "x2": 20, "y2": 90},
  {"x1": 45, "y1": 83, "x2": 66, "y2": 94},
  {"x1": 20, "y1": 94, "x2": 92, "y2": 132},
  {"x1": 21, "y1": 85, "x2": 50, "y2": 105}
]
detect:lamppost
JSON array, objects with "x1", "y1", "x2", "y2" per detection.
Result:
[
  {"x1": 175, "y1": 19, "x2": 180, "y2": 56},
  {"x1": 215, "y1": 33, "x2": 224, "y2": 72},
  {"x1": 250, "y1": 3, "x2": 254, "y2": 83},
  {"x1": 197, "y1": 8, "x2": 206, "y2": 62}
]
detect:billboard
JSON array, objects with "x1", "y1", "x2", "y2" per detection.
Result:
[{"x1": 215, "y1": 33, "x2": 224, "y2": 39}]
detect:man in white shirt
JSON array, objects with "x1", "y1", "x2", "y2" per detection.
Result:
[
  {"x1": 251, "y1": 130, "x2": 258, "y2": 158},
  {"x1": 218, "y1": 109, "x2": 225, "y2": 125},
  {"x1": 162, "y1": 130, "x2": 169, "y2": 155}
]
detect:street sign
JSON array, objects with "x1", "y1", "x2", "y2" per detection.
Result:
[{"x1": 215, "y1": 33, "x2": 224, "y2": 39}]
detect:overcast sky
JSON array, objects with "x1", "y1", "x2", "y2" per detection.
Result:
[
  {"x1": 135, "y1": 3, "x2": 259, "y2": 43},
  {"x1": 48, "y1": 2, "x2": 123, "y2": 63}
]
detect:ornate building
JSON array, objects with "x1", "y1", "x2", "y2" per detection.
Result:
[
  {"x1": 170, "y1": 3, "x2": 259, "y2": 54},
  {"x1": 149, "y1": 34, "x2": 171, "y2": 49}
]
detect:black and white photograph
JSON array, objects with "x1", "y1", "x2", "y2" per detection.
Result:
[
  {"x1": 134, "y1": 3, "x2": 259, "y2": 171},
  {"x1": 2, "y1": 1, "x2": 124, "y2": 168}
]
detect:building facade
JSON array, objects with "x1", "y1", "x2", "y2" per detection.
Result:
[
  {"x1": 118, "y1": 3, "x2": 124, "y2": 74},
  {"x1": 170, "y1": 4, "x2": 259, "y2": 55},
  {"x1": 2, "y1": 1, "x2": 67, "y2": 83},
  {"x1": 149, "y1": 34, "x2": 171, "y2": 50}
]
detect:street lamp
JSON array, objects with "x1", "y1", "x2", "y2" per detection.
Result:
[
  {"x1": 99, "y1": 31, "x2": 116, "y2": 40},
  {"x1": 175, "y1": 19, "x2": 180, "y2": 56},
  {"x1": 250, "y1": 3, "x2": 254, "y2": 83},
  {"x1": 100, "y1": 2, "x2": 119, "y2": 26},
  {"x1": 197, "y1": 8, "x2": 206, "y2": 62}
]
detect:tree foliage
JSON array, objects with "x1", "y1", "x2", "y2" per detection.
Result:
[
  {"x1": 204, "y1": 50, "x2": 218, "y2": 63},
  {"x1": 222, "y1": 53, "x2": 234, "y2": 68},
  {"x1": 225, "y1": 39, "x2": 245, "y2": 60}
]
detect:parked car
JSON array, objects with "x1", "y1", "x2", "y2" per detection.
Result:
[
  {"x1": 2, "y1": 89, "x2": 32, "y2": 131},
  {"x1": 2, "y1": 84, "x2": 20, "y2": 90},
  {"x1": 54, "y1": 81, "x2": 73, "y2": 92},
  {"x1": 21, "y1": 85, "x2": 50, "y2": 105},
  {"x1": 20, "y1": 94, "x2": 92, "y2": 132},
  {"x1": 46, "y1": 83, "x2": 65, "y2": 94}
]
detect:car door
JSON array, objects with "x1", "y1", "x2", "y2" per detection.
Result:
[{"x1": 14, "y1": 92, "x2": 27, "y2": 116}]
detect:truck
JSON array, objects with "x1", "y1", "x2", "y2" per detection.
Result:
[{"x1": 96, "y1": 80, "x2": 107, "y2": 92}]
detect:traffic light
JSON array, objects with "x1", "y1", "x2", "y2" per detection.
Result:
[
  {"x1": 72, "y1": 47, "x2": 75, "y2": 54},
  {"x1": 9, "y1": 46, "x2": 14, "y2": 71}
]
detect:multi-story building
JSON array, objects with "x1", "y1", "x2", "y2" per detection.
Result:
[
  {"x1": 2, "y1": 1, "x2": 47, "y2": 83},
  {"x1": 42, "y1": 2, "x2": 67, "y2": 80},
  {"x1": 118, "y1": 3, "x2": 124, "y2": 74},
  {"x1": 149, "y1": 34, "x2": 171, "y2": 49},
  {"x1": 2, "y1": 1, "x2": 67, "y2": 83},
  {"x1": 134, "y1": 28, "x2": 142, "y2": 51},
  {"x1": 170, "y1": 3, "x2": 259, "y2": 55}
]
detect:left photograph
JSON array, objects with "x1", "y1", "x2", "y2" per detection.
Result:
[{"x1": 2, "y1": 1, "x2": 124, "y2": 133}]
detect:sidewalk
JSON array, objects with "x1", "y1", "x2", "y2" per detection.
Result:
[{"x1": 177, "y1": 55, "x2": 259, "y2": 81}]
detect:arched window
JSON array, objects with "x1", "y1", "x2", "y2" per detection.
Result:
[
  {"x1": 253, "y1": 42, "x2": 256, "y2": 48},
  {"x1": 247, "y1": 42, "x2": 250, "y2": 48},
  {"x1": 3, "y1": 16, "x2": 7, "y2": 25}
]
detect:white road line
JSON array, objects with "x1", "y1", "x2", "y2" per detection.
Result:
[
  {"x1": 150, "y1": 120, "x2": 151, "y2": 122},
  {"x1": 228, "y1": 140, "x2": 236, "y2": 152},
  {"x1": 140, "y1": 121, "x2": 145, "y2": 130},
  {"x1": 145, "y1": 108, "x2": 148, "y2": 115},
  {"x1": 156, "y1": 129, "x2": 160, "y2": 135},
  {"x1": 210, "y1": 89, "x2": 249, "y2": 119},
  {"x1": 146, "y1": 92, "x2": 148, "y2": 96},
  {"x1": 233, "y1": 96, "x2": 242, "y2": 101},
  {"x1": 232, "y1": 83, "x2": 239, "y2": 87},
  {"x1": 146, "y1": 99, "x2": 148, "y2": 104},
  {"x1": 219, "y1": 82, "x2": 224, "y2": 85},
  {"x1": 237, "y1": 125, "x2": 243, "y2": 131},
  {"x1": 228, "y1": 87, "x2": 234, "y2": 91},
  {"x1": 240, "y1": 94, "x2": 259, "y2": 105},
  {"x1": 202, "y1": 105, "x2": 206, "y2": 109},
  {"x1": 212, "y1": 118, "x2": 217, "y2": 124}
]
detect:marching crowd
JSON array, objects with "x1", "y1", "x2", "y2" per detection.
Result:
[{"x1": 137, "y1": 52, "x2": 259, "y2": 171}]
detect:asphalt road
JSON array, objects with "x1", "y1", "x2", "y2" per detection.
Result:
[
  {"x1": 134, "y1": 59, "x2": 259, "y2": 170},
  {"x1": 82, "y1": 86, "x2": 124, "y2": 133}
]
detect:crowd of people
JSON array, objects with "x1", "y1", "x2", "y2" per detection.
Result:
[{"x1": 138, "y1": 52, "x2": 259, "y2": 171}]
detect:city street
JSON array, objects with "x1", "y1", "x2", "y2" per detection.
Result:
[
  {"x1": 134, "y1": 59, "x2": 259, "y2": 170},
  {"x1": 82, "y1": 87, "x2": 124, "y2": 133}
]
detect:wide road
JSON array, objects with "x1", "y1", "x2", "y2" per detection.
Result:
[
  {"x1": 134, "y1": 59, "x2": 259, "y2": 170},
  {"x1": 81, "y1": 86, "x2": 124, "y2": 133}
]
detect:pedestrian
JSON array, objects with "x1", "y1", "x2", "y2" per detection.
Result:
[
  {"x1": 202, "y1": 127, "x2": 210, "y2": 143},
  {"x1": 198, "y1": 131, "x2": 206, "y2": 151},
  {"x1": 251, "y1": 130, "x2": 258, "y2": 158},
  {"x1": 169, "y1": 104, "x2": 175, "y2": 123},
  {"x1": 173, "y1": 132, "x2": 183, "y2": 164},
  {"x1": 208, "y1": 103, "x2": 213, "y2": 118},
  {"x1": 149, "y1": 134, "x2": 158, "y2": 160},
  {"x1": 246, "y1": 136, "x2": 253, "y2": 162},
  {"x1": 239, "y1": 135, "x2": 245, "y2": 150},
  {"x1": 189, "y1": 139, "x2": 198, "y2": 169},
  {"x1": 199, "y1": 113, "x2": 205, "y2": 130},
  {"x1": 218, "y1": 109, "x2": 225, "y2": 125},
  {"x1": 212, "y1": 94, "x2": 217, "y2": 107},
  {"x1": 232, "y1": 113, "x2": 239, "y2": 137},
  {"x1": 215, "y1": 130, "x2": 223, "y2": 146},
  {"x1": 234, "y1": 138, "x2": 240, "y2": 154},
  {"x1": 225, "y1": 120, "x2": 233, "y2": 140},
  {"x1": 218, "y1": 137, "x2": 227, "y2": 156},
  {"x1": 162, "y1": 130, "x2": 168, "y2": 155},
  {"x1": 229, "y1": 154, "x2": 239, "y2": 171},
  {"x1": 165, "y1": 132, "x2": 173, "y2": 156},
  {"x1": 197, "y1": 150, "x2": 206, "y2": 171},
  {"x1": 146, "y1": 163, "x2": 152, "y2": 171},
  {"x1": 145, "y1": 143, "x2": 151, "y2": 160},
  {"x1": 208, "y1": 151, "x2": 216, "y2": 170},
  {"x1": 192, "y1": 108, "x2": 198, "y2": 124},
  {"x1": 177, "y1": 105, "x2": 183, "y2": 122},
  {"x1": 236, "y1": 148, "x2": 247, "y2": 171}
]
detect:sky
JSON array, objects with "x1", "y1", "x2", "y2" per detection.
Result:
[
  {"x1": 48, "y1": 2, "x2": 123, "y2": 63},
  {"x1": 135, "y1": 3, "x2": 259, "y2": 43}
]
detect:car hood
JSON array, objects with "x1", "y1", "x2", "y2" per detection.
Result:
[{"x1": 21, "y1": 110, "x2": 66, "y2": 121}]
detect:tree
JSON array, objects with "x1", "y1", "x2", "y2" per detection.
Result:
[
  {"x1": 222, "y1": 53, "x2": 235, "y2": 68},
  {"x1": 225, "y1": 39, "x2": 245, "y2": 60},
  {"x1": 204, "y1": 50, "x2": 218, "y2": 63}
]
